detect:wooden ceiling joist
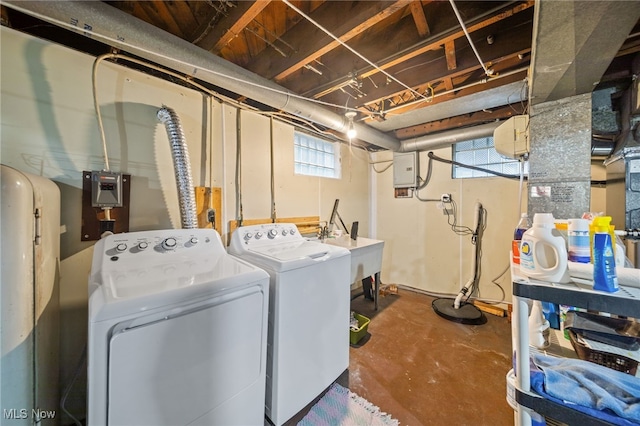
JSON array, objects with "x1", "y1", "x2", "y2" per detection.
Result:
[
  {"x1": 244, "y1": 0, "x2": 413, "y2": 81},
  {"x1": 195, "y1": 1, "x2": 272, "y2": 53},
  {"x1": 394, "y1": 103, "x2": 527, "y2": 138},
  {"x1": 445, "y1": 40, "x2": 457, "y2": 70},
  {"x1": 310, "y1": 1, "x2": 534, "y2": 100},
  {"x1": 410, "y1": 1, "x2": 431, "y2": 37}
]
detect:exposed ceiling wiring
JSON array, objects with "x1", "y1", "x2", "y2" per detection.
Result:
[
  {"x1": 374, "y1": 66, "x2": 529, "y2": 117},
  {"x1": 449, "y1": 0, "x2": 493, "y2": 77},
  {"x1": 281, "y1": 0, "x2": 431, "y2": 105}
]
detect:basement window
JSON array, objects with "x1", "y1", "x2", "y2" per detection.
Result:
[
  {"x1": 452, "y1": 136, "x2": 527, "y2": 179},
  {"x1": 294, "y1": 131, "x2": 341, "y2": 178}
]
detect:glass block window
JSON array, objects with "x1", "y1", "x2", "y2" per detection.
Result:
[
  {"x1": 294, "y1": 131, "x2": 341, "y2": 178},
  {"x1": 452, "y1": 136, "x2": 528, "y2": 179}
]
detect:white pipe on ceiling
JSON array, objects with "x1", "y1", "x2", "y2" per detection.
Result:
[
  {"x1": 4, "y1": 0, "x2": 401, "y2": 151},
  {"x1": 5, "y1": 0, "x2": 509, "y2": 154}
]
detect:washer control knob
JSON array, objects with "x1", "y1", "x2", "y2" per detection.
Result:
[
  {"x1": 282, "y1": 229, "x2": 288, "y2": 236},
  {"x1": 289, "y1": 228, "x2": 296, "y2": 235},
  {"x1": 268, "y1": 229, "x2": 278, "y2": 239},
  {"x1": 244, "y1": 232, "x2": 253, "y2": 241},
  {"x1": 255, "y1": 232, "x2": 263, "y2": 239},
  {"x1": 116, "y1": 243, "x2": 128, "y2": 253},
  {"x1": 162, "y1": 237, "x2": 178, "y2": 250},
  {"x1": 189, "y1": 237, "x2": 198, "y2": 245},
  {"x1": 137, "y1": 242, "x2": 149, "y2": 251}
]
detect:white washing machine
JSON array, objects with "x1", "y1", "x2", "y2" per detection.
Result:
[
  {"x1": 228, "y1": 223, "x2": 351, "y2": 426},
  {"x1": 88, "y1": 228, "x2": 269, "y2": 426}
]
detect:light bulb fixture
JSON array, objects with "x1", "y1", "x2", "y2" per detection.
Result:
[{"x1": 345, "y1": 111, "x2": 357, "y2": 139}]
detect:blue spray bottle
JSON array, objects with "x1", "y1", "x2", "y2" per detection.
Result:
[{"x1": 592, "y1": 216, "x2": 618, "y2": 293}]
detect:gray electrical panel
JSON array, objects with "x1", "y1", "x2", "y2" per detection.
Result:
[{"x1": 393, "y1": 152, "x2": 418, "y2": 188}]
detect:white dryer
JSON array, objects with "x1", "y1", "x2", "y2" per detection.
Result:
[
  {"x1": 228, "y1": 223, "x2": 351, "y2": 426},
  {"x1": 88, "y1": 228, "x2": 269, "y2": 426}
]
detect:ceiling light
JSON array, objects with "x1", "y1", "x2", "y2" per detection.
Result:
[{"x1": 345, "y1": 111, "x2": 357, "y2": 139}]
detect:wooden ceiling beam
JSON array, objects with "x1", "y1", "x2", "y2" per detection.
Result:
[
  {"x1": 445, "y1": 40, "x2": 457, "y2": 70},
  {"x1": 362, "y1": 1, "x2": 534, "y2": 79},
  {"x1": 443, "y1": 77, "x2": 454, "y2": 91},
  {"x1": 308, "y1": 1, "x2": 534, "y2": 100},
  {"x1": 245, "y1": 1, "x2": 412, "y2": 81},
  {"x1": 153, "y1": 1, "x2": 187, "y2": 40},
  {"x1": 325, "y1": 20, "x2": 533, "y2": 110},
  {"x1": 362, "y1": 51, "x2": 529, "y2": 117},
  {"x1": 195, "y1": 1, "x2": 272, "y2": 53},
  {"x1": 394, "y1": 102, "x2": 527, "y2": 139},
  {"x1": 129, "y1": 3, "x2": 163, "y2": 34},
  {"x1": 410, "y1": 1, "x2": 431, "y2": 37}
]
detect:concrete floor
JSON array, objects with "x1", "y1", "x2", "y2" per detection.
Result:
[
  {"x1": 342, "y1": 287, "x2": 515, "y2": 425},
  {"x1": 287, "y1": 287, "x2": 515, "y2": 425}
]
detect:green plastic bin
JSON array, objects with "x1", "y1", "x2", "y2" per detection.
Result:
[{"x1": 350, "y1": 313, "x2": 370, "y2": 345}]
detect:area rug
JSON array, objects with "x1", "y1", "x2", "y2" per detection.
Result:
[{"x1": 297, "y1": 383, "x2": 399, "y2": 426}]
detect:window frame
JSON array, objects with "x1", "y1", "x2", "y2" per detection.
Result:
[
  {"x1": 293, "y1": 131, "x2": 341, "y2": 179},
  {"x1": 451, "y1": 136, "x2": 527, "y2": 179}
]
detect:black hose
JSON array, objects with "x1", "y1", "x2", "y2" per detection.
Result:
[
  {"x1": 427, "y1": 151, "x2": 524, "y2": 180},
  {"x1": 428, "y1": 151, "x2": 607, "y2": 187}
]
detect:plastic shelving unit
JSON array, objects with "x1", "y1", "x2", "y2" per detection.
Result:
[{"x1": 511, "y1": 278, "x2": 640, "y2": 426}]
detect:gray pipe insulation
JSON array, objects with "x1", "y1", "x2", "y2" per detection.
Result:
[
  {"x1": 4, "y1": 0, "x2": 505, "y2": 153},
  {"x1": 157, "y1": 107, "x2": 198, "y2": 229},
  {"x1": 5, "y1": 1, "x2": 403, "y2": 150},
  {"x1": 399, "y1": 121, "x2": 501, "y2": 152}
]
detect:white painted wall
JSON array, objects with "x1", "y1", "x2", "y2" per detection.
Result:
[
  {"x1": 373, "y1": 147, "x2": 525, "y2": 304},
  {"x1": 1, "y1": 27, "x2": 371, "y2": 423},
  {"x1": 216, "y1": 106, "x2": 371, "y2": 243}
]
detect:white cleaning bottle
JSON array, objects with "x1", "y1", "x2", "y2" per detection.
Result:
[
  {"x1": 528, "y1": 300, "x2": 550, "y2": 349},
  {"x1": 520, "y1": 213, "x2": 571, "y2": 283}
]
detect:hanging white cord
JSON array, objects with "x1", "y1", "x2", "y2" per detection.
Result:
[
  {"x1": 281, "y1": 0, "x2": 430, "y2": 104},
  {"x1": 448, "y1": 0, "x2": 492, "y2": 77},
  {"x1": 92, "y1": 53, "x2": 118, "y2": 171}
]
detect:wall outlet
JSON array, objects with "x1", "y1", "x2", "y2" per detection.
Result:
[{"x1": 441, "y1": 193, "x2": 451, "y2": 203}]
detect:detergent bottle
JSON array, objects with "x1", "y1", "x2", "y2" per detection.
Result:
[
  {"x1": 592, "y1": 216, "x2": 618, "y2": 293},
  {"x1": 512, "y1": 213, "x2": 530, "y2": 265},
  {"x1": 519, "y1": 213, "x2": 571, "y2": 283}
]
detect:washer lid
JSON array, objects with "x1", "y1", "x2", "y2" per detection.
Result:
[
  {"x1": 243, "y1": 240, "x2": 349, "y2": 272},
  {"x1": 248, "y1": 240, "x2": 329, "y2": 261}
]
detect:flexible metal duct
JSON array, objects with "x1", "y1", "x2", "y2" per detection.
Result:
[
  {"x1": 400, "y1": 121, "x2": 501, "y2": 152},
  {"x1": 5, "y1": 0, "x2": 400, "y2": 151},
  {"x1": 157, "y1": 107, "x2": 198, "y2": 229}
]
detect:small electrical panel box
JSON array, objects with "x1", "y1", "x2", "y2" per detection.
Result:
[
  {"x1": 91, "y1": 171, "x2": 123, "y2": 208},
  {"x1": 393, "y1": 152, "x2": 418, "y2": 189},
  {"x1": 493, "y1": 115, "x2": 530, "y2": 159}
]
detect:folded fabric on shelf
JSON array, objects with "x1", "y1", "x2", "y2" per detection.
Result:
[{"x1": 530, "y1": 353, "x2": 640, "y2": 425}]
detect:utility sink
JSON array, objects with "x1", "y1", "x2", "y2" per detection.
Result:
[{"x1": 323, "y1": 236, "x2": 384, "y2": 283}]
